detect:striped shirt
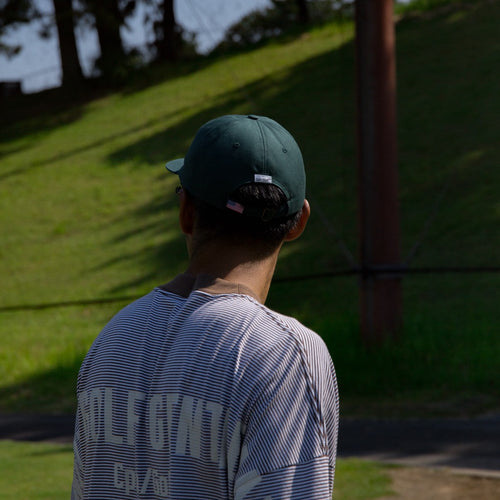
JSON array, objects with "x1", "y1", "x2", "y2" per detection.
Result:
[{"x1": 72, "y1": 273, "x2": 339, "y2": 499}]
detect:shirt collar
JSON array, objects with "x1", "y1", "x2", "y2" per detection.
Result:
[{"x1": 159, "y1": 273, "x2": 260, "y2": 302}]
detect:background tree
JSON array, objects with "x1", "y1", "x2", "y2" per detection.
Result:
[
  {"x1": 1, "y1": 0, "x2": 197, "y2": 92},
  {"x1": 142, "y1": 0, "x2": 196, "y2": 63},
  {"x1": 0, "y1": 0, "x2": 38, "y2": 58},
  {"x1": 52, "y1": 0, "x2": 84, "y2": 87},
  {"x1": 1, "y1": 0, "x2": 84, "y2": 89},
  {"x1": 82, "y1": 0, "x2": 128, "y2": 82},
  {"x1": 156, "y1": 0, "x2": 179, "y2": 61},
  {"x1": 296, "y1": 0, "x2": 310, "y2": 24},
  {"x1": 214, "y1": 0, "x2": 347, "y2": 53}
]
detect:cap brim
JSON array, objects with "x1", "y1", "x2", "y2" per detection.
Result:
[{"x1": 165, "y1": 158, "x2": 184, "y2": 173}]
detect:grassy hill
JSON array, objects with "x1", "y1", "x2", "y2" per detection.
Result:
[{"x1": 0, "y1": 0, "x2": 498, "y2": 415}]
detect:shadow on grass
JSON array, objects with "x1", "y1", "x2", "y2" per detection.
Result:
[
  {"x1": 1, "y1": 3, "x2": 500, "y2": 416},
  {"x1": 87, "y1": 184, "x2": 190, "y2": 295},
  {"x1": 99, "y1": 37, "x2": 360, "y2": 297},
  {"x1": 0, "y1": 54, "x2": 229, "y2": 183},
  {"x1": 0, "y1": 26, "x2": 322, "y2": 178},
  {"x1": 0, "y1": 104, "x2": 196, "y2": 182},
  {"x1": 0, "y1": 54, "x2": 216, "y2": 136},
  {"x1": 0, "y1": 357, "x2": 81, "y2": 415},
  {"x1": 100, "y1": 1, "x2": 500, "y2": 297}
]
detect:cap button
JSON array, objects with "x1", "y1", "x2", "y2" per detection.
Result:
[{"x1": 247, "y1": 115, "x2": 259, "y2": 120}]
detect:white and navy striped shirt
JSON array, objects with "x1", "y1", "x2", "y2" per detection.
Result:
[{"x1": 72, "y1": 273, "x2": 339, "y2": 499}]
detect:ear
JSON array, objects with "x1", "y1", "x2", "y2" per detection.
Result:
[
  {"x1": 284, "y1": 199, "x2": 310, "y2": 242},
  {"x1": 179, "y1": 189, "x2": 195, "y2": 236}
]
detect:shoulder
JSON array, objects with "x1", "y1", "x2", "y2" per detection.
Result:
[
  {"x1": 224, "y1": 296, "x2": 336, "y2": 390},
  {"x1": 255, "y1": 303, "x2": 333, "y2": 364}
]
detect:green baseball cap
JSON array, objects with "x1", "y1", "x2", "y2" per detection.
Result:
[{"x1": 165, "y1": 114, "x2": 306, "y2": 219}]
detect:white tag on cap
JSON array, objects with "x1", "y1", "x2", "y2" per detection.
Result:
[{"x1": 254, "y1": 174, "x2": 273, "y2": 183}]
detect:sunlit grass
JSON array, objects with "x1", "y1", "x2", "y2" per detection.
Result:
[
  {"x1": 334, "y1": 459, "x2": 394, "y2": 500},
  {"x1": 0, "y1": 440, "x2": 392, "y2": 500},
  {"x1": 0, "y1": 1, "x2": 499, "y2": 415},
  {"x1": 0, "y1": 441, "x2": 74, "y2": 500}
]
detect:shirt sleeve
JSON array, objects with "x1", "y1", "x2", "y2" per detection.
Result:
[
  {"x1": 235, "y1": 457, "x2": 332, "y2": 500},
  {"x1": 234, "y1": 332, "x2": 339, "y2": 500}
]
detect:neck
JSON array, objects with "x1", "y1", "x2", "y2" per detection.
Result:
[{"x1": 186, "y1": 241, "x2": 281, "y2": 304}]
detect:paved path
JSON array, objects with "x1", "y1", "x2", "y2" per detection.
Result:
[
  {"x1": 1, "y1": 412, "x2": 499, "y2": 478},
  {"x1": 338, "y1": 413, "x2": 500, "y2": 478},
  {"x1": 0, "y1": 413, "x2": 75, "y2": 445}
]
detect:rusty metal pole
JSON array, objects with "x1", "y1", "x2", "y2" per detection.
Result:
[{"x1": 355, "y1": 0, "x2": 402, "y2": 344}]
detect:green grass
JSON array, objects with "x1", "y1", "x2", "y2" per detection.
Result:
[
  {"x1": 334, "y1": 459, "x2": 394, "y2": 499},
  {"x1": 396, "y1": 0, "x2": 474, "y2": 15},
  {"x1": 0, "y1": 304, "x2": 120, "y2": 413},
  {"x1": 0, "y1": 441, "x2": 74, "y2": 500},
  {"x1": 0, "y1": 440, "x2": 392, "y2": 500},
  {"x1": 0, "y1": 0, "x2": 499, "y2": 415}
]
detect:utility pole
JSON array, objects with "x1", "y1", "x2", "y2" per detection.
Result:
[{"x1": 355, "y1": 0, "x2": 402, "y2": 344}]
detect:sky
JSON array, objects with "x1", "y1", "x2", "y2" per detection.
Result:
[{"x1": 0, "y1": 0, "x2": 271, "y2": 93}]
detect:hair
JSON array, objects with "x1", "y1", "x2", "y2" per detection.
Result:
[{"x1": 188, "y1": 183, "x2": 303, "y2": 258}]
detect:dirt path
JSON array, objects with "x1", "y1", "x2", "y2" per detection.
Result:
[{"x1": 377, "y1": 467, "x2": 500, "y2": 500}]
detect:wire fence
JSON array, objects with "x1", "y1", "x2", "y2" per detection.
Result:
[
  {"x1": 3, "y1": 1, "x2": 498, "y2": 315},
  {"x1": 1, "y1": 265, "x2": 498, "y2": 313}
]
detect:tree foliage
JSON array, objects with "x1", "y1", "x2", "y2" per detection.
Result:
[
  {"x1": 141, "y1": 0, "x2": 196, "y2": 63},
  {"x1": 0, "y1": 0, "x2": 39, "y2": 57},
  {"x1": 1, "y1": 0, "x2": 191, "y2": 89},
  {"x1": 83, "y1": 0, "x2": 129, "y2": 83},
  {"x1": 0, "y1": 0, "x2": 351, "y2": 90},
  {"x1": 214, "y1": 0, "x2": 352, "y2": 52}
]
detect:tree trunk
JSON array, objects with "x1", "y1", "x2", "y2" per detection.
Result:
[
  {"x1": 52, "y1": 0, "x2": 84, "y2": 87},
  {"x1": 87, "y1": 0, "x2": 125, "y2": 74},
  {"x1": 158, "y1": 0, "x2": 178, "y2": 61},
  {"x1": 296, "y1": 0, "x2": 310, "y2": 24}
]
